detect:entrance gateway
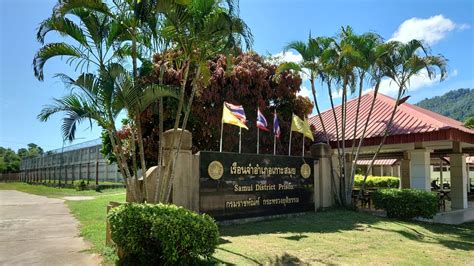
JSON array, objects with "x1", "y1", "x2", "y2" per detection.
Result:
[{"x1": 199, "y1": 151, "x2": 315, "y2": 221}]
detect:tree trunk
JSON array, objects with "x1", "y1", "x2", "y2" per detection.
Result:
[
  {"x1": 358, "y1": 83, "x2": 404, "y2": 198},
  {"x1": 164, "y1": 65, "x2": 201, "y2": 202},
  {"x1": 348, "y1": 80, "x2": 380, "y2": 201},
  {"x1": 159, "y1": 61, "x2": 190, "y2": 203},
  {"x1": 346, "y1": 73, "x2": 365, "y2": 202},
  {"x1": 135, "y1": 115, "x2": 148, "y2": 201}
]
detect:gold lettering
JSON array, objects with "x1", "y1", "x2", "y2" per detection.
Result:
[
  {"x1": 233, "y1": 184, "x2": 253, "y2": 192},
  {"x1": 278, "y1": 183, "x2": 295, "y2": 190}
]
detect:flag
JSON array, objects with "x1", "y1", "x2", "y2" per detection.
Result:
[
  {"x1": 222, "y1": 102, "x2": 248, "y2": 129},
  {"x1": 273, "y1": 112, "x2": 281, "y2": 139},
  {"x1": 291, "y1": 114, "x2": 314, "y2": 141},
  {"x1": 256, "y1": 108, "x2": 269, "y2": 131}
]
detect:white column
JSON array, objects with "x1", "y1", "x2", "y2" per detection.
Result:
[
  {"x1": 409, "y1": 149, "x2": 431, "y2": 191},
  {"x1": 449, "y1": 153, "x2": 468, "y2": 209}
]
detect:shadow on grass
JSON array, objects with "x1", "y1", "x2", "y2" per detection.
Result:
[
  {"x1": 267, "y1": 253, "x2": 307, "y2": 266},
  {"x1": 281, "y1": 233, "x2": 308, "y2": 241},
  {"x1": 220, "y1": 209, "x2": 380, "y2": 237},
  {"x1": 203, "y1": 251, "x2": 306, "y2": 266},
  {"x1": 370, "y1": 221, "x2": 474, "y2": 251},
  {"x1": 219, "y1": 209, "x2": 474, "y2": 252}
]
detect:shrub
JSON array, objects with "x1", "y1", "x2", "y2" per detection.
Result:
[
  {"x1": 372, "y1": 189, "x2": 438, "y2": 219},
  {"x1": 354, "y1": 175, "x2": 399, "y2": 188},
  {"x1": 76, "y1": 180, "x2": 87, "y2": 191},
  {"x1": 108, "y1": 203, "x2": 219, "y2": 264}
]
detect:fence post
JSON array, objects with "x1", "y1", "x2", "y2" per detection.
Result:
[
  {"x1": 95, "y1": 161, "x2": 99, "y2": 185},
  {"x1": 87, "y1": 162, "x2": 90, "y2": 184},
  {"x1": 71, "y1": 165, "x2": 75, "y2": 185}
]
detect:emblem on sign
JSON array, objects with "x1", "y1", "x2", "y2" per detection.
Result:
[
  {"x1": 208, "y1": 161, "x2": 224, "y2": 180},
  {"x1": 300, "y1": 163, "x2": 311, "y2": 179}
]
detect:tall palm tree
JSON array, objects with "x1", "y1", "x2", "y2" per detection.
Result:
[
  {"x1": 338, "y1": 28, "x2": 386, "y2": 203},
  {"x1": 36, "y1": 0, "x2": 174, "y2": 201},
  {"x1": 151, "y1": 0, "x2": 253, "y2": 203},
  {"x1": 358, "y1": 40, "x2": 447, "y2": 193},
  {"x1": 38, "y1": 65, "x2": 179, "y2": 201},
  {"x1": 279, "y1": 35, "x2": 344, "y2": 202},
  {"x1": 279, "y1": 35, "x2": 331, "y2": 144}
]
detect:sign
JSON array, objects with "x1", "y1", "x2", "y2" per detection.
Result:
[{"x1": 199, "y1": 151, "x2": 315, "y2": 220}]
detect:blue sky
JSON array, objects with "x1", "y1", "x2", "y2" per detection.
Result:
[{"x1": 0, "y1": 0, "x2": 473, "y2": 152}]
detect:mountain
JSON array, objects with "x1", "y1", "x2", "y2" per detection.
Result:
[{"x1": 415, "y1": 88, "x2": 474, "y2": 122}]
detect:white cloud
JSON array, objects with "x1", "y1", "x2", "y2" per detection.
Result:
[
  {"x1": 458, "y1": 23, "x2": 471, "y2": 30},
  {"x1": 363, "y1": 68, "x2": 459, "y2": 97},
  {"x1": 272, "y1": 51, "x2": 302, "y2": 64},
  {"x1": 390, "y1": 15, "x2": 470, "y2": 45},
  {"x1": 271, "y1": 51, "x2": 311, "y2": 83},
  {"x1": 297, "y1": 85, "x2": 312, "y2": 99}
]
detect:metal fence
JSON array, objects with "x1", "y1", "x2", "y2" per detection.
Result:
[
  {"x1": 20, "y1": 140, "x2": 123, "y2": 185},
  {"x1": 0, "y1": 173, "x2": 20, "y2": 182}
]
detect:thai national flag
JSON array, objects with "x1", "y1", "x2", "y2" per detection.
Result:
[
  {"x1": 224, "y1": 102, "x2": 247, "y2": 124},
  {"x1": 256, "y1": 108, "x2": 269, "y2": 131},
  {"x1": 273, "y1": 112, "x2": 281, "y2": 139}
]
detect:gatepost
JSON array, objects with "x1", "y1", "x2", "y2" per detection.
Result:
[{"x1": 311, "y1": 143, "x2": 334, "y2": 209}]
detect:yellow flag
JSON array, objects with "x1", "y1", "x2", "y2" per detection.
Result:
[
  {"x1": 291, "y1": 114, "x2": 314, "y2": 141},
  {"x1": 222, "y1": 103, "x2": 249, "y2": 129}
]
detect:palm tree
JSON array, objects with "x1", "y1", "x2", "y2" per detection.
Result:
[
  {"x1": 279, "y1": 35, "x2": 344, "y2": 202},
  {"x1": 33, "y1": 1, "x2": 114, "y2": 80},
  {"x1": 337, "y1": 27, "x2": 387, "y2": 203},
  {"x1": 358, "y1": 40, "x2": 447, "y2": 194},
  {"x1": 279, "y1": 35, "x2": 331, "y2": 144},
  {"x1": 38, "y1": 65, "x2": 179, "y2": 201},
  {"x1": 151, "y1": 0, "x2": 253, "y2": 203},
  {"x1": 36, "y1": 0, "x2": 175, "y2": 201}
]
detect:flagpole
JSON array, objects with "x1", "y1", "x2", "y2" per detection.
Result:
[
  {"x1": 239, "y1": 127, "x2": 242, "y2": 153},
  {"x1": 273, "y1": 134, "x2": 276, "y2": 155},
  {"x1": 219, "y1": 120, "x2": 224, "y2": 152},
  {"x1": 257, "y1": 127, "x2": 260, "y2": 154},
  {"x1": 288, "y1": 130, "x2": 292, "y2": 156},
  {"x1": 302, "y1": 136, "x2": 305, "y2": 157}
]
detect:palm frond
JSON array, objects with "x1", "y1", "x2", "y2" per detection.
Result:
[
  {"x1": 37, "y1": 16, "x2": 88, "y2": 46},
  {"x1": 33, "y1": 42, "x2": 84, "y2": 80},
  {"x1": 53, "y1": 0, "x2": 111, "y2": 17}
]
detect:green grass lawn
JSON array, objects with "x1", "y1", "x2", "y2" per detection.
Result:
[
  {"x1": 2, "y1": 182, "x2": 473, "y2": 265},
  {"x1": 0, "y1": 182, "x2": 124, "y2": 197},
  {"x1": 215, "y1": 211, "x2": 474, "y2": 265},
  {"x1": 67, "y1": 192, "x2": 125, "y2": 263}
]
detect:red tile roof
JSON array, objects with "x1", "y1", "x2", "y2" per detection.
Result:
[{"x1": 308, "y1": 91, "x2": 474, "y2": 146}]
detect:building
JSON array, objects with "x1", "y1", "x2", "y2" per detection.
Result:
[
  {"x1": 309, "y1": 91, "x2": 474, "y2": 216},
  {"x1": 20, "y1": 139, "x2": 122, "y2": 184}
]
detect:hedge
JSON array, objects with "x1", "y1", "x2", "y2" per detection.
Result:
[
  {"x1": 108, "y1": 203, "x2": 219, "y2": 264},
  {"x1": 372, "y1": 189, "x2": 438, "y2": 219},
  {"x1": 354, "y1": 175, "x2": 399, "y2": 188}
]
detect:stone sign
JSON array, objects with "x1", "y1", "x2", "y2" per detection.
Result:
[{"x1": 200, "y1": 151, "x2": 315, "y2": 220}]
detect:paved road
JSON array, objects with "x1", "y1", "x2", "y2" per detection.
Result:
[{"x1": 0, "y1": 190, "x2": 100, "y2": 265}]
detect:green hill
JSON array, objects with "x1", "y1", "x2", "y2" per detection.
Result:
[{"x1": 416, "y1": 88, "x2": 474, "y2": 122}]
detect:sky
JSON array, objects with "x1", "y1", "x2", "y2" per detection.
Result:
[{"x1": 0, "y1": 0, "x2": 473, "y2": 152}]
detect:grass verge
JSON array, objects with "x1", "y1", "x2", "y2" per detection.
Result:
[
  {"x1": 0, "y1": 182, "x2": 124, "y2": 197},
  {"x1": 67, "y1": 193, "x2": 125, "y2": 264}
]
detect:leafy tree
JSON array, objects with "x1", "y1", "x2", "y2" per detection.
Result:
[
  {"x1": 126, "y1": 51, "x2": 312, "y2": 161},
  {"x1": 35, "y1": 0, "x2": 251, "y2": 203},
  {"x1": 0, "y1": 145, "x2": 39, "y2": 173},
  {"x1": 416, "y1": 88, "x2": 473, "y2": 121},
  {"x1": 465, "y1": 117, "x2": 474, "y2": 129}
]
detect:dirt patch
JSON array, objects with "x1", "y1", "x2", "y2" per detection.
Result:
[{"x1": 63, "y1": 196, "x2": 95, "y2": 201}]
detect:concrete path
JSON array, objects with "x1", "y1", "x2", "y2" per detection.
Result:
[{"x1": 0, "y1": 190, "x2": 100, "y2": 266}]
